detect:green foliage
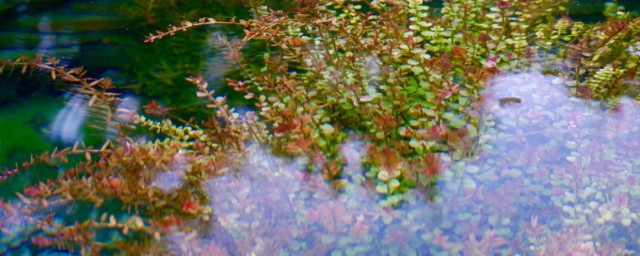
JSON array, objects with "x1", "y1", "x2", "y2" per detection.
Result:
[
  {"x1": 532, "y1": 11, "x2": 639, "y2": 100},
  {"x1": 115, "y1": 0, "x2": 296, "y2": 119},
  {"x1": 210, "y1": 0, "x2": 582, "y2": 201}
]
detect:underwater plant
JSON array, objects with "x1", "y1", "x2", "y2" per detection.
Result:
[{"x1": 0, "y1": 0, "x2": 639, "y2": 254}]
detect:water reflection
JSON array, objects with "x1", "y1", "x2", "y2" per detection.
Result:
[
  {"x1": 0, "y1": 201, "x2": 39, "y2": 254},
  {"x1": 34, "y1": 15, "x2": 79, "y2": 58},
  {"x1": 152, "y1": 150, "x2": 189, "y2": 193},
  {"x1": 201, "y1": 31, "x2": 233, "y2": 87},
  {"x1": 190, "y1": 71, "x2": 640, "y2": 255},
  {"x1": 196, "y1": 143, "x2": 396, "y2": 255},
  {"x1": 106, "y1": 95, "x2": 139, "y2": 139},
  {"x1": 49, "y1": 94, "x2": 87, "y2": 144}
]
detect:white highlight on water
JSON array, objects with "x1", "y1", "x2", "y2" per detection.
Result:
[
  {"x1": 49, "y1": 94, "x2": 87, "y2": 144},
  {"x1": 151, "y1": 150, "x2": 189, "y2": 193},
  {"x1": 106, "y1": 95, "x2": 140, "y2": 140}
]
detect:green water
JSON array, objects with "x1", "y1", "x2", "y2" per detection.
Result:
[{"x1": 0, "y1": 0, "x2": 248, "y2": 165}]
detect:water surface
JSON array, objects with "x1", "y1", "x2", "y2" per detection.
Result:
[{"x1": 166, "y1": 71, "x2": 640, "y2": 255}]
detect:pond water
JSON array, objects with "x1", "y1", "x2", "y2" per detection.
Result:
[
  {"x1": 1, "y1": 0, "x2": 640, "y2": 255},
  {"x1": 0, "y1": 0, "x2": 133, "y2": 169},
  {"x1": 0, "y1": 0, "x2": 234, "y2": 164},
  {"x1": 173, "y1": 71, "x2": 639, "y2": 255}
]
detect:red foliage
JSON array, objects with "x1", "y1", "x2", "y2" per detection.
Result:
[
  {"x1": 24, "y1": 183, "x2": 49, "y2": 198},
  {"x1": 463, "y1": 230, "x2": 507, "y2": 256},
  {"x1": 143, "y1": 100, "x2": 173, "y2": 117},
  {"x1": 181, "y1": 199, "x2": 201, "y2": 214},
  {"x1": 31, "y1": 235, "x2": 54, "y2": 248},
  {"x1": 497, "y1": 0, "x2": 510, "y2": 9},
  {"x1": 153, "y1": 215, "x2": 184, "y2": 231}
]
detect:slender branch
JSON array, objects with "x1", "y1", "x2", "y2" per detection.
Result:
[{"x1": 144, "y1": 17, "x2": 241, "y2": 43}]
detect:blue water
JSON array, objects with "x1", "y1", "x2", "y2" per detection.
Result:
[{"x1": 189, "y1": 71, "x2": 640, "y2": 255}]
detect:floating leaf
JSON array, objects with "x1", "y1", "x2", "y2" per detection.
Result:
[
  {"x1": 376, "y1": 183, "x2": 389, "y2": 194},
  {"x1": 378, "y1": 170, "x2": 390, "y2": 181},
  {"x1": 388, "y1": 179, "x2": 401, "y2": 191},
  {"x1": 320, "y1": 124, "x2": 335, "y2": 136}
]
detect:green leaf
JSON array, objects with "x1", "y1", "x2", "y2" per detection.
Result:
[
  {"x1": 320, "y1": 124, "x2": 335, "y2": 136},
  {"x1": 321, "y1": 235, "x2": 336, "y2": 244},
  {"x1": 459, "y1": 97, "x2": 469, "y2": 106},
  {"x1": 467, "y1": 124, "x2": 478, "y2": 137},
  {"x1": 418, "y1": 21, "x2": 432, "y2": 28},
  {"x1": 409, "y1": 139, "x2": 423, "y2": 150},
  {"x1": 387, "y1": 194, "x2": 403, "y2": 206},
  {"x1": 388, "y1": 179, "x2": 401, "y2": 191},
  {"x1": 378, "y1": 170, "x2": 390, "y2": 181},
  {"x1": 376, "y1": 183, "x2": 389, "y2": 194}
]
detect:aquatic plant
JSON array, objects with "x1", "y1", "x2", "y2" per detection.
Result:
[
  {"x1": 1, "y1": 0, "x2": 639, "y2": 254},
  {"x1": 148, "y1": 0, "x2": 638, "y2": 200}
]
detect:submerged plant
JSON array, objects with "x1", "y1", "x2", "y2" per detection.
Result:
[
  {"x1": 0, "y1": 0, "x2": 639, "y2": 254},
  {"x1": 148, "y1": 0, "x2": 638, "y2": 200}
]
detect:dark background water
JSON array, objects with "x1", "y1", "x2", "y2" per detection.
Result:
[{"x1": 0, "y1": 0, "x2": 253, "y2": 166}]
